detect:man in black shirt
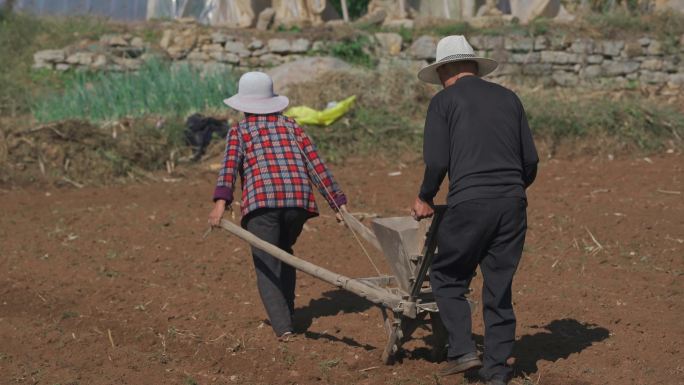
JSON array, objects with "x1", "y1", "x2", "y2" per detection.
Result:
[{"x1": 411, "y1": 35, "x2": 538, "y2": 385}]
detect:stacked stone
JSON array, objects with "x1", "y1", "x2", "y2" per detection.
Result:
[
  {"x1": 169, "y1": 29, "x2": 314, "y2": 69},
  {"x1": 33, "y1": 34, "x2": 148, "y2": 72},
  {"x1": 463, "y1": 35, "x2": 684, "y2": 88},
  {"x1": 32, "y1": 28, "x2": 684, "y2": 89}
]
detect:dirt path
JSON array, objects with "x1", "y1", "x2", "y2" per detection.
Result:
[{"x1": 0, "y1": 154, "x2": 682, "y2": 385}]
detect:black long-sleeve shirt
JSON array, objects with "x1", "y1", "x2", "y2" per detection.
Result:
[{"x1": 419, "y1": 76, "x2": 539, "y2": 206}]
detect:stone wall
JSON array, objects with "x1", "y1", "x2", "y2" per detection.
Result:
[
  {"x1": 465, "y1": 34, "x2": 684, "y2": 89},
  {"x1": 33, "y1": 26, "x2": 684, "y2": 90}
]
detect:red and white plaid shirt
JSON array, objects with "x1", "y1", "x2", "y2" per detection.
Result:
[{"x1": 213, "y1": 113, "x2": 347, "y2": 218}]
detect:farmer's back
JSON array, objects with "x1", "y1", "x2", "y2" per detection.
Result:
[{"x1": 421, "y1": 76, "x2": 538, "y2": 206}]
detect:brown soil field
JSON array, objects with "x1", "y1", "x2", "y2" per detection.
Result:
[{"x1": 0, "y1": 153, "x2": 682, "y2": 385}]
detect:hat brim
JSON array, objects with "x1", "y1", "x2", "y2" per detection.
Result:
[
  {"x1": 223, "y1": 95, "x2": 289, "y2": 114},
  {"x1": 417, "y1": 57, "x2": 499, "y2": 85}
]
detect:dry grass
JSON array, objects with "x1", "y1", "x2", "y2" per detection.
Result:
[
  {"x1": 285, "y1": 66, "x2": 433, "y2": 115},
  {"x1": 3, "y1": 65, "x2": 682, "y2": 187},
  {"x1": 284, "y1": 66, "x2": 434, "y2": 160},
  {"x1": 285, "y1": 65, "x2": 683, "y2": 160},
  {"x1": 0, "y1": 118, "x2": 185, "y2": 186}
]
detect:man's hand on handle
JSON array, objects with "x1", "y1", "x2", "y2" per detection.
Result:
[
  {"x1": 209, "y1": 200, "x2": 227, "y2": 227},
  {"x1": 411, "y1": 196, "x2": 434, "y2": 221}
]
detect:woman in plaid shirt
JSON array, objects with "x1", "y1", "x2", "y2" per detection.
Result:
[{"x1": 208, "y1": 72, "x2": 347, "y2": 339}]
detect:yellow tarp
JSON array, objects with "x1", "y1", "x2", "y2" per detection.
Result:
[{"x1": 284, "y1": 95, "x2": 356, "y2": 126}]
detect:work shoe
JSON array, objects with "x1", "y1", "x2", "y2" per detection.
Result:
[
  {"x1": 277, "y1": 331, "x2": 297, "y2": 342},
  {"x1": 478, "y1": 368, "x2": 509, "y2": 385},
  {"x1": 438, "y1": 352, "x2": 482, "y2": 377},
  {"x1": 486, "y1": 377, "x2": 508, "y2": 385}
]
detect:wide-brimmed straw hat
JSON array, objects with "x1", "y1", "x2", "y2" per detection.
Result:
[
  {"x1": 224, "y1": 72, "x2": 289, "y2": 114},
  {"x1": 417, "y1": 35, "x2": 499, "y2": 85}
]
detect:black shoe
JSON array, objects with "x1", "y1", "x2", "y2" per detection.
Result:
[
  {"x1": 486, "y1": 378, "x2": 507, "y2": 385},
  {"x1": 438, "y1": 352, "x2": 482, "y2": 377},
  {"x1": 277, "y1": 331, "x2": 297, "y2": 342},
  {"x1": 478, "y1": 369, "x2": 509, "y2": 385}
]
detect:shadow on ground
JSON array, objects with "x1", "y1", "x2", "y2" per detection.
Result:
[
  {"x1": 450, "y1": 319, "x2": 610, "y2": 383},
  {"x1": 294, "y1": 289, "x2": 376, "y2": 349},
  {"x1": 407, "y1": 318, "x2": 609, "y2": 370},
  {"x1": 296, "y1": 291, "x2": 610, "y2": 375},
  {"x1": 511, "y1": 318, "x2": 610, "y2": 375}
]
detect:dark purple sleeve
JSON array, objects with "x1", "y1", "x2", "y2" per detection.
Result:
[{"x1": 213, "y1": 186, "x2": 233, "y2": 203}]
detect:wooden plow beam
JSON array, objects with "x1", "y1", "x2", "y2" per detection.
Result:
[{"x1": 219, "y1": 219, "x2": 400, "y2": 309}]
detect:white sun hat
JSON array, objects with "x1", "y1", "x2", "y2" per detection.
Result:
[
  {"x1": 223, "y1": 71, "x2": 289, "y2": 114},
  {"x1": 417, "y1": 35, "x2": 499, "y2": 85}
]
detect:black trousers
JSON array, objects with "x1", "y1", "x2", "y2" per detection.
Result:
[
  {"x1": 430, "y1": 197, "x2": 527, "y2": 381},
  {"x1": 243, "y1": 208, "x2": 310, "y2": 336}
]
